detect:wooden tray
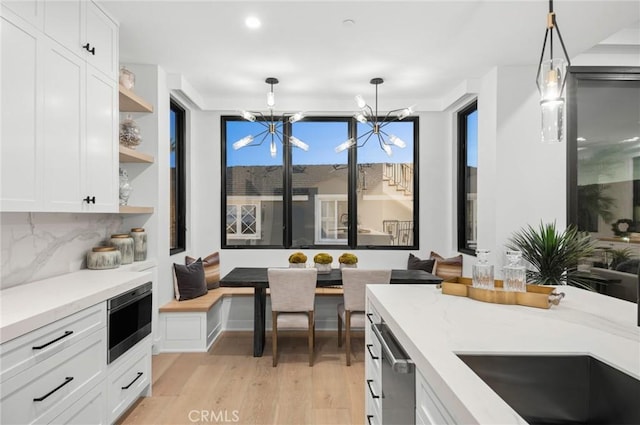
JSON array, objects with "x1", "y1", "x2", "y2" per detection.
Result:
[{"x1": 441, "y1": 277, "x2": 564, "y2": 309}]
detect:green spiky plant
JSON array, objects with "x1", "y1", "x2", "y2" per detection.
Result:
[{"x1": 506, "y1": 222, "x2": 596, "y2": 289}]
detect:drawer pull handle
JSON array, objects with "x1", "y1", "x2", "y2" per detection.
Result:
[
  {"x1": 33, "y1": 377, "x2": 74, "y2": 402},
  {"x1": 366, "y1": 379, "x2": 380, "y2": 399},
  {"x1": 32, "y1": 330, "x2": 73, "y2": 350},
  {"x1": 366, "y1": 313, "x2": 374, "y2": 324},
  {"x1": 366, "y1": 344, "x2": 379, "y2": 360},
  {"x1": 367, "y1": 414, "x2": 374, "y2": 425},
  {"x1": 121, "y1": 372, "x2": 143, "y2": 390}
]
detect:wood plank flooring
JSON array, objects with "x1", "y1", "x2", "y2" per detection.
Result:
[{"x1": 118, "y1": 331, "x2": 365, "y2": 425}]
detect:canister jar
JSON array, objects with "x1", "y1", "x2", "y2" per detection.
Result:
[
  {"x1": 86, "y1": 246, "x2": 121, "y2": 270},
  {"x1": 130, "y1": 227, "x2": 147, "y2": 261},
  {"x1": 109, "y1": 234, "x2": 134, "y2": 264}
]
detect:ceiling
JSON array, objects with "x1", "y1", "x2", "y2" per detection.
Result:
[{"x1": 101, "y1": 1, "x2": 640, "y2": 112}]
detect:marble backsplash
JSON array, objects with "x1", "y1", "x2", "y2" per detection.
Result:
[{"x1": 1, "y1": 213, "x2": 125, "y2": 289}]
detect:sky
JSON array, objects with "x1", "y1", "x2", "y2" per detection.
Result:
[{"x1": 226, "y1": 118, "x2": 416, "y2": 167}]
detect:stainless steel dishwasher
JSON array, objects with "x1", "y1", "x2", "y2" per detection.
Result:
[{"x1": 372, "y1": 320, "x2": 415, "y2": 424}]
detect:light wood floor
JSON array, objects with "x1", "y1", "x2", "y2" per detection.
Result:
[{"x1": 118, "y1": 331, "x2": 365, "y2": 425}]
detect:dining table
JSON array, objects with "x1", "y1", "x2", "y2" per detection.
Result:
[{"x1": 220, "y1": 267, "x2": 442, "y2": 356}]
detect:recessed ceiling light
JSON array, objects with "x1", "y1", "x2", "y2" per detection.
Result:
[
  {"x1": 245, "y1": 16, "x2": 261, "y2": 29},
  {"x1": 577, "y1": 137, "x2": 586, "y2": 142}
]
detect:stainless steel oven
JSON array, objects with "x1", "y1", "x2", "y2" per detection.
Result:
[
  {"x1": 107, "y1": 282, "x2": 152, "y2": 364},
  {"x1": 372, "y1": 321, "x2": 415, "y2": 424}
]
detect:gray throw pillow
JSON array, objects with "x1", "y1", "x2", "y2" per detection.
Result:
[
  {"x1": 616, "y1": 259, "x2": 640, "y2": 274},
  {"x1": 173, "y1": 258, "x2": 207, "y2": 301},
  {"x1": 408, "y1": 253, "x2": 436, "y2": 273}
]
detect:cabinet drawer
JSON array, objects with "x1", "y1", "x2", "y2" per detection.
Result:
[
  {"x1": 0, "y1": 328, "x2": 106, "y2": 425},
  {"x1": 1, "y1": 303, "x2": 106, "y2": 381},
  {"x1": 416, "y1": 370, "x2": 454, "y2": 425},
  {"x1": 50, "y1": 379, "x2": 107, "y2": 425},
  {"x1": 107, "y1": 336, "x2": 151, "y2": 423}
]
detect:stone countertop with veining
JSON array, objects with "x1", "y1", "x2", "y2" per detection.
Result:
[
  {"x1": 367, "y1": 285, "x2": 640, "y2": 424},
  {"x1": 0, "y1": 265, "x2": 154, "y2": 344}
]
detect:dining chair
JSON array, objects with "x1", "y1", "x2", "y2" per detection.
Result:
[
  {"x1": 268, "y1": 268, "x2": 318, "y2": 367},
  {"x1": 338, "y1": 268, "x2": 391, "y2": 366}
]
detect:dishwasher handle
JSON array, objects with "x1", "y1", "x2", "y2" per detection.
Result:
[{"x1": 372, "y1": 323, "x2": 414, "y2": 374}]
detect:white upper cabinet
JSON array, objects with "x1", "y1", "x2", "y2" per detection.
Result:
[
  {"x1": 0, "y1": 2, "x2": 119, "y2": 212},
  {"x1": 0, "y1": 12, "x2": 42, "y2": 211},
  {"x1": 2, "y1": 0, "x2": 44, "y2": 29},
  {"x1": 44, "y1": 1, "x2": 117, "y2": 79}
]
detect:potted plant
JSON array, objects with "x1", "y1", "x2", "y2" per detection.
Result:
[
  {"x1": 506, "y1": 221, "x2": 595, "y2": 289},
  {"x1": 313, "y1": 253, "x2": 333, "y2": 274},
  {"x1": 609, "y1": 247, "x2": 634, "y2": 270},
  {"x1": 288, "y1": 252, "x2": 307, "y2": 268},
  {"x1": 338, "y1": 252, "x2": 358, "y2": 269}
]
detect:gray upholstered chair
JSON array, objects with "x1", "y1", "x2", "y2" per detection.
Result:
[
  {"x1": 338, "y1": 268, "x2": 391, "y2": 366},
  {"x1": 268, "y1": 268, "x2": 318, "y2": 367}
]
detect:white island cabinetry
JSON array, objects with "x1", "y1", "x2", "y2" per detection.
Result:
[{"x1": 366, "y1": 284, "x2": 640, "y2": 424}]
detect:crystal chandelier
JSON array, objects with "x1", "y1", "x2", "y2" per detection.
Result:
[
  {"x1": 335, "y1": 78, "x2": 413, "y2": 156},
  {"x1": 536, "y1": 0, "x2": 571, "y2": 143},
  {"x1": 232, "y1": 78, "x2": 308, "y2": 157}
]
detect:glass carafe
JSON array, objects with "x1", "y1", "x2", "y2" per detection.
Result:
[
  {"x1": 503, "y1": 250, "x2": 527, "y2": 292},
  {"x1": 472, "y1": 249, "x2": 494, "y2": 290}
]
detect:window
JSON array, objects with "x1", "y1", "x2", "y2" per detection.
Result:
[
  {"x1": 457, "y1": 101, "x2": 478, "y2": 255},
  {"x1": 222, "y1": 115, "x2": 418, "y2": 249},
  {"x1": 170, "y1": 100, "x2": 186, "y2": 254}
]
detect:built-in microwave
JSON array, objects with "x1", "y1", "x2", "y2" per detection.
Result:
[{"x1": 107, "y1": 282, "x2": 152, "y2": 364}]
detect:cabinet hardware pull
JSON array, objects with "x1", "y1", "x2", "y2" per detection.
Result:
[
  {"x1": 32, "y1": 330, "x2": 73, "y2": 350},
  {"x1": 33, "y1": 377, "x2": 74, "y2": 402},
  {"x1": 367, "y1": 415, "x2": 374, "y2": 425},
  {"x1": 366, "y1": 344, "x2": 379, "y2": 360},
  {"x1": 82, "y1": 43, "x2": 95, "y2": 55},
  {"x1": 83, "y1": 196, "x2": 96, "y2": 204},
  {"x1": 366, "y1": 313, "x2": 374, "y2": 323},
  {"x1": 366, "y1": 379, "x2": 380, "y2": 399},
  {"x1": 121, "y1": 372, "x2": 143, "y2": 389}
]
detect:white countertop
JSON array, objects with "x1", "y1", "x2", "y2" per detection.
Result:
[
  {"x1": 367, "y1": 285, "x2": 640, "y2": 424},
  {"x1": 0, "y1": 263, "x2": 155, "y2": 344}
]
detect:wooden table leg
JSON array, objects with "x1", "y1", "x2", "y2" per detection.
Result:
[{"x1": 253, "y1": 287, "x2": 266, "y2": 357}]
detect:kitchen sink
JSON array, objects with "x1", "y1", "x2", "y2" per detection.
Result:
[{"x1": 457, "y1": 354, "x2": 640, "y2": 424}]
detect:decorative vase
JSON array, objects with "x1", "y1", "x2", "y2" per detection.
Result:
[
  {"x1": 86, "y1": 246, "x2": 121, "y2": 270},
  {"x1": 109, "y1": 234, "x2": 134, "y2": 265},
  {"x1": 119, "y1": 114, "x2": 142, "y2": 148},
  {"x1": 289, "y1": 263, "x2": 306, "y2": 268},
  {"x1": 315, "y1": 263, "x2": 332, "y2": 274},
  {"x1": 340, "y1": 263, "x2": 357, "y2": 269},
  {"x1": 130, "y1": 228, "x2": 147, "y2": 261},
  {"x1": 119, "y1": 168, "x2": 132, "y2": 206},
  {"x1": 119, "y1": 65, "x2": 135, "y2": 90}
]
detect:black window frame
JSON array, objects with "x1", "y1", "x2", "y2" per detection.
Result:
[
  {"x1": 457, "y1": 100, "x2": 478, "y2": 256},
  {"x1": 221, "y1": 115, "x2": 419, "y2": 250},
  {"x1": 170, "y1": 99, "x2": 186, "y2": 255}
]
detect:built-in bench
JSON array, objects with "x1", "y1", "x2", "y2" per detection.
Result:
[{"x1": 158, "y1": 286, "x2": 344, "y2": 352}]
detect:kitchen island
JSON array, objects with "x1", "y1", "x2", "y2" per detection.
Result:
[{"x1": 366, "y1": 284, "x2": 640, "y2": 424}]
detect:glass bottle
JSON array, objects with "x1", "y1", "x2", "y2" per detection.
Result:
[
  {"x1": 503, "y1": 250, "x2": 527, "y2": 292},
  {"x1": 472, "y1": 249, "x2": 494, "y2": 290}
]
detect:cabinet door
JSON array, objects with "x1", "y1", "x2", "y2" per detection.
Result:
[
  {"x1": 1, "y1": 13, "x2": 43, "y2": 211},
  {"x1": 43, "y1": 0, "x2": 82, "y2": 56},
  {"x1": 2, "y1": 0, "x2": 44, "y2": 30},
  {"x1": 85, "y1": 2, "x2": 117, "y2": 79},
  {"x1": 85, "y1": 67, "x2": 118, "y2": 212},
  {"x1": 42, "y1": 40, "x2": 84, "y2": 211}
]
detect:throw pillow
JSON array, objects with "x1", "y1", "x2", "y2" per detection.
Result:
[
  {"x1": 186, "y1": 252, "x2": 220, "y2": 289},
  {"x1": 429, "y1": 251, "x2": 463, "y2": 280},
  {"x1": 615, "y1": 259, "x2": 640, "y2": 274},
  {"x1": 407, "y1": 253, "x2": 436, "y2": 274},
  {"x1": 173, "y1": 258, "x2": 207, "y2": 301}
]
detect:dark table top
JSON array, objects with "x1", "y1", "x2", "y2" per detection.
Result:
[{"x1": 220, "y1": 267, "x2": 442, "y2": 288}]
